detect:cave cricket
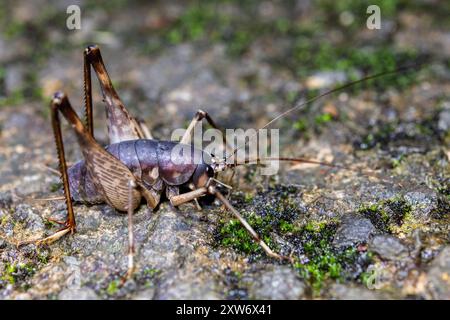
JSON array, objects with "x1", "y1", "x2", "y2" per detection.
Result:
[{"x1": 18, "y1": 45, "x2": 421, "y2": 278}]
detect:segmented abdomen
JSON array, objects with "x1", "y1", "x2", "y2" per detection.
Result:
[{"x1": 67, "y1": 139, "x2": 206, "y2": 204}]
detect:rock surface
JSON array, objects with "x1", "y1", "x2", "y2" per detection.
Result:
[
  {"x1": 426, "y1": 247, "x2": 450, "y2": 300},
  {"x1": 369, "y1": 235, "x2": 409, "y2": 261},
  {"x1": 0, "y1": 1, "x2": 449, "y2": 300},
  {"x1": 246, "y1": 266, "x2": 306, "y2": 300},
  {"x1": 333, "y1": 215, "x2": 376, "y2": 248}
]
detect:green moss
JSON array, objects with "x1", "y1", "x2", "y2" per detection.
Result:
[
  {"x1": 217, "y1": 186, "x2": 302, "y2": 255},
  {"x1": 356, "y1": 109, "x2": 445, "y2": 151},
  {"x1": 219, "y1": 215, "x2": 274, "y2": 254},
  {"x1": 106, "y1": 279, "x2": 120, "y2": 295},
  {"x1": 314, "y1": 113, "x2": 333, "y2": 126},
  {"x1": 390, "y1": 211, "x2": 421, "y2": 235},
  {"x1": 356, "y1": 122, "x2": 397, "y2": 150},
  {"x1": 156, "y1": 2, "x2": 293, "y2": 57},
  {"x1": 293, "y1": 40, "x2": 419, "y2": 91},
  {"x1": 226, "y1": 30, "x2": 252, "y2": 56},
  {"x1": 279, "y1": 220, "x2": 297, "y2": 233},
  {"x1": 243, "y1": 192, "x2": 254, "y2": 203},
  {"x1": 164, "y1": 3, "x2": 229, "y2": 45},
  {"x1": 0, "y1": 69, "x2": 45, "y2": 108},
  {"x1": 2, "y1": 19, "x2": 26, "y2": 39},
  {"x1": 292, "y1": 110, "x2": 335, "y2": 135},
  {"x1": 37, "y1": 250, "x2": 50, "y2": 265},
  {"x1": 358, "y1": 196, "x2": 412, "y2": 233},
  {"x1": 1, "y1": 263, "x2": 18, "y2": 285},
  {"x1": 360, "y1": 269, "x2": 375, "y2": 288},
  {"x1": 304, "y1": 220, "x2": 328, "y2": 233},
  {"x1": 50, "y1": 182, "x2": 62, "y2": 193},
  {"x1": 293, "y1": 223, "x2": 363, "y2": 294},
  {"x1": 138, "y1": 267, "x2": 161, "y2": 288},
  {"x1": 0, "y1": 89, "x2": 25, "y2": 108},
  {"x1": 217, "y1": 188, "x2": 371, "y2": 293},
  {"x1": 1, "y1": 214, "x2": 9, "y2": 226},
  {"x1": 142, "y1": 267, "x2": 160, "y2": 277},
  {"x1": 0, "y1": 262, "x2": 36, "y2": 288},
  {"x1": 391, "y1": 154, "x2": 406, "y2": 168},
  {"x1": 293, "y1": 118, "x2": 308, "y2": 132}
]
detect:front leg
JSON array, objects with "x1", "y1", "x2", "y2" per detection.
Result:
[{"x1": 169, "y1": 187, "x2": 208, "y2": 207}]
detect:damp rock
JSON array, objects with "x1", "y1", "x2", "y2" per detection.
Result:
[
  {"x1": 404, "y1": 187, "x2": 439, "y2": 219},
  {"x1": 329, "y1": 284, "x2": 390, "y2": 300},
  {"x1": 246, "y1": 265, "x2": 306, "y2": 300},
  {"x1": 58, "y1": 287, "x2": 99, "y2": 300},
  {"x1": 154, "y1": 269, "x2": 221, "y2": 300},
  {"x1": 0, "y1": 192, "x2": 12, "y2": 208},
  {"x1": 369, "y1": 235, "x2": 409, "y2": 261},
  {"x1": 427, "y1": 246, "x2": 450, "y2": 300},
  {"x1": 0, "y1": 238, "x2": 7, "y2": 249},
  {"x1": 333, "y1": 215, "x2": 376, "y2": 248},
  {"x1": 13, "y1": 204, "x2": 45, "y2": 232},
  {"x1": 133, "y1": 288, "x2": 156, "y2": 300},
  {"x1": 77, "y1": 210, "x2": 101, "y2": 232}
]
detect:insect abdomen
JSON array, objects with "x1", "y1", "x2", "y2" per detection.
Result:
[{"x1": 67, "y1": 139, "x2": 207, "y2": 204}]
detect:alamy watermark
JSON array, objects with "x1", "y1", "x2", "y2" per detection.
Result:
[
  {"x1": 66, "y1": 4, "x2": 382, "y2": 31},
  {"x1": 66, "y1": 5, "x2": 81, "y2": 30},
  {"x1": 366, "y1": 5, "x2": 381, "y2": 30},
  {"x1": 365, "y1": 263, "x2": 389, "y2": 290}
]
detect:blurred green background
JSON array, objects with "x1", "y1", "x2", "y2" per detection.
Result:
[
  {"x1": 0, "y1": 0, "x2": 449, "y2": 152},
  {"x1": 1, "y1": 0, "x2": 448, "y2": 107}
]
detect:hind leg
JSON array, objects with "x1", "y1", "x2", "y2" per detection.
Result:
[
  {"x1": 19, "y1": 92, "x2": 143, "y2": 247},
  {"x1": 83, "y1": 45, "x2": 146, "y2": 144}
]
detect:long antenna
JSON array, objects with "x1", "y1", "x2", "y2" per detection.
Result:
[{"x1": 226, "y1": 62, "x2": 425, "y2": 161}]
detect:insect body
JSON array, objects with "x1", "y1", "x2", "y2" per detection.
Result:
[
  {"x1": 20, "y1": 45, "x2": 293, "y2": 279},
  {"x1": 68, "y1": 139, "x2": 214, "y2": 209},
  {"x1": 22, "y1": 45, "x2": 417, "y2": 278}
]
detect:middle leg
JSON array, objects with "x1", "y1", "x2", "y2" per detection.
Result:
[
  {"x1": 180, "y1": 110, "x2": 234, "y2": 154},
  {"x1": 124, "y1": 180, "x2": 138, "y2": 280}
]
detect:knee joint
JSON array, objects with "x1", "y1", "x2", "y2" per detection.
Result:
[{"x1": 195, "y1": 110, "x2": 207, "y2": 120}]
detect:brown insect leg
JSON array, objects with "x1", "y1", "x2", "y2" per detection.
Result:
[
  {"x1": 169, "y1": 187, "x2": 208, "y2": 207},
  {"x1": 169, "y1": 185, "x2": 292, "y2": 263},
  {"x1": 180, "y1": 110, "x2": 233, "y2": 153},
  {"x1": 18, "y1": 93, "x2": 78, "y2": 246},
  {"x1": 83, "y1": 48, "x2": 94, "y2": 136},
  {"x1": 50, "y1": 93, "x2": 77, "y2": 232},
  {"x1": 48, "y1": 91, "x2": 142, "y2": 212},
  {"x1": 214, "y1": 189, "x2": 293, "y2": 263},
  {"x1": 84, "y1": 45, "x2": 145, "y2": 144},
  {"x1": 123, "y1": 180, "x2": 137, "y2": 280}
]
